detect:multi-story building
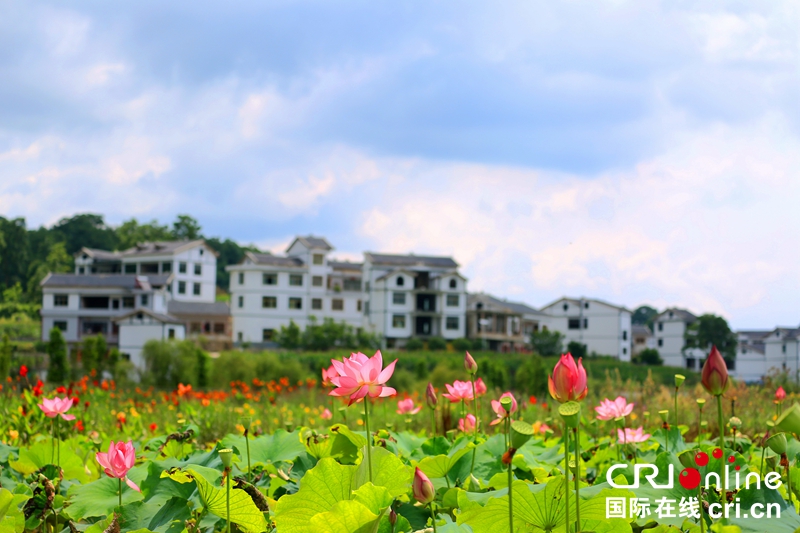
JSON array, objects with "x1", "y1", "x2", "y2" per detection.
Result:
[
  {"x1": 226, "y1": 236, "x2": 363, "y2": 345},
  {"x1": 651, "y1": 308, "x2": 702, "y2": 368},
  {"x1": 539, "y1": 297, "x2": 632, "y2": 361},
  {"x1": 466, "y1": 292, "x2": 547, "y2": 352},
  {"x1": 74, "y1": 240, "x2": 218, "y2": 303},
  {"x1": 361, "y1": 252, "x2": 467, "y2": 347}
]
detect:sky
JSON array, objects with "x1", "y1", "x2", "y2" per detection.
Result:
[{"x1": 1, "y1": 1, "x2": 799, "y2": 329}]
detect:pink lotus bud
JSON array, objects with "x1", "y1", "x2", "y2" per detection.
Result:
[
  {"x1": 426, "y1": 383, "x2": 438, "y2": 409},
  {"x1": 776, "y1": 386, "x2": 786, "y2": 401},
  {"x1": 547, "y1": 353, "x2": 588, "y2": 403},
  {"x1": 464, "y1": 352, "x2": 478, "y2": 375},
  {"x1": 413, "y1": 467, "x2": 435, "y2": 504},
  {"x1": 701, "y1": 346, "x2": 729, "y2": 397}
]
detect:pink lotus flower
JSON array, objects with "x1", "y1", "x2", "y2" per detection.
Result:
[
  {"x1": 321, "y1": 364, "x2": 337, "y2": 387},
  {"x1": 96, "y1": 441, "x2": 140, "y2": 492},
  {"x1": 617, "y1": 427, "x2": 650, "y2": 444},
  {"x1": 701, "y1": 345, "x2": 728, "y2": 397},
  {"x1": 594, "y1": 396, "x2": 634, "y2": 421},
  {"x1": 320, "y1": 408, "x2": 332, "y2": 420},
  {"x1": 490, "y1": 392, "x2": 517, "y2": 425},
  {"x1": 538, "y1": 423, "x2": 551, "y2": 435},
  {"x1": 397, "y1": 398, "x2": 422, "y2": 415},
  {"x1": 458, "y1": 414, "x2": 476, "y2": 433},
  {"x1": 474, "y1": 377, "x2": 487, "y2": 397},
  {"x1": 328, "y1": 351, "x2": 397, "y2": 405},
  {"x1": 443, "y1": 380, "x2": 474, "y2": 402},
  {"x1": 776, "y1": 386, "x2": 786, "y2": 401},
  {"x1": 548, "y1": 353, "x2": 588, "y2": 403},
  {"x1": 413, "y1": 467, "x2": 435, "y2": 504},
  {"x1": 38, "y1": 397, "x2": 75, "y2": 421}
]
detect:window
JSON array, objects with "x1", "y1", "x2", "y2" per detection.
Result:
[
  {"x1": 313, "y1": 254, "x2": 324, "y2": 265},
  {"x1": 237, "y1": 332, "x2": 243, "y2": 342},
  {"x1": 449, "y1": 279, "x2": 457, "y2": 289},
  {"x1": 263, "y1": 273, "x2": 277, "y2": 285},
  {"x1": 262, "y1": 296, "x2": 277, "y2": 309},
  {"x1": 112, "y1": 299, "x2": 119, "y2": 309},
  {"x1": 238, "y1": 272, "x2": 244, "y2": 285},
  {"x1": 178, "y1": 281, "x2": 186, "y2": 294},
  {"x1": 82, "y1": 297, "x2": 110, "y2": 309},
  {"x1": 168, "y1": 328, "x2": 175, "y2": 339},
  {"x1": 141, "y1": 295, "x2": 149, "y2": 306},
  {"x1": 194, "y1": 263, "x2": 202, "y2": 275},
  {"x1": 446, "y1": 316, "x2": 459, "y2": 330},
  {"x1": 312, "y1": 298, "x2": 322, "y2": 310},
  {"x1": 658, "y1": 338, "x2": 663, "y2": 347},
  {"x1": 54, "y1": 321, "x2": 67, "y2": 331},
  {"x1": 622, "y1": 330, "x2": 628, "y2": 341},
  {"x1": 141, "y1": 262, "x2": 159, "y2": 274},
  {"x1": 392, "y1": 314, "x2": 406, "y2": 328},
  {"x1": 312, "y1": 276, "x2": 323, "y2": 287},
  {"x1": 289, "y1": 274, "x2": 303, "y2": 286},
  {"x1": 343, "y1": 279, "x2": 361, "y2": 291},
  {"x1": 179, "y1": 262, "x2": 187, "y2": 273},
  {"x1": 568, "y1": 318, "x2": 581, "y2": 330},
  {"x1": 396, "y1": 276, "x2": 404, "y2": 287},
  {"x1": 584, "y1": 302, "x2": 589, "y2": 309},
  {"x1": 393, "y1": 292, "x2": 406, "y2": 305},
  {"x1": 122, "y1": 297, "x2": 134, "y2": 308},
  {"x1": 214, "y1": 323, "x2": 225, "y2": 334},
  {"x1": 365, "y1": 282, "x2": 370, "y2": 292},
  {"x1": 125, "y1": 263, "x2": 137, "y2": 274},
  {"x1": 78, "y1": 267, "x2": 84, "y2": 274},
  {"x1": 193, "y1": 283, "x2": 201, "y2": 295},
  {"x1": 658, "y1": 322, "x2": 663, "y2": 331},
  {"x1": 332, "y1": 299, "x2": 344, "y2": 311},
  {"x1": 357, "y1": 300, "x2": 362, "y2": 312},
  {"x1": 668, "y1": 311, "x2": 674, "y2": 318},
  {"x1": 199, "y1": 248, "x2": 204, "y2": 256},
  {"x1": 622, "y1": 347, "x2": 627, "y2": 355},
  {"x1": 686, "y1": 358, "x2": 696, "y2": 369},
  {"x1": 162, "y1": 262, "x2": 172, "y2": 273},
  {"x1": 583, "y1": 318, "x2": 588, "y2": 328},
  {"x1": 446, "y1": 294, "x2": 459, "y2": 307},
  {"x1": 727, "y1": 359, "x2": 736, "y2": 370},
  {"x1": 262, "y1": 329, "x2": 274, "y2": 341},
  {"x1": 288, "y1": 297, "x2": 302, "y2": 310},
  {"x1": 783, "y1": 344, "x2": 787, "y2": 354},
  {"x1": 238, "y1": 296, "x2": 244, "y2": 308},
  {"x1": 54, "y1": 294, "x2": 68, "y2": 307},
  {"x1": 364, "y1": 302, "x2": 370, "y2": 315}
]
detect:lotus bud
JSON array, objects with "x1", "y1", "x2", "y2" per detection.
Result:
[
  {"x1": 464, "y1": 352, "x2": 478, "y2": 375},
  {"x1": 413, "y1": 467, "x2": 435, "y2": 504},
  {"x1": 389, "y1": 508, "x2": 397, "y2": 526},
  {"x1": 776, "y1": 403, "x2": 800, "y2": 436},
  {"x1": 558, "y1": 402, "x2": 581, "y2": 429},
  {"x1": 500, "y1": 396, "x2": 514, "y2": 414},
  {"x1": 219, "y1": 448, "x2": 233, "y2": 468},
  {"x1": 510, "y1": 420, "x2": 534, "y2": 450},
  {"x1": 701, "y1": 346, "x2": 729, "y2": 397},
  {"x1": 776, "y1": 387, "x2": 787, "y2": 402},
  {"x1": 658, "y1": 410, "x2": 670, "y2": 423},
  {"x1": 766, "y1": 433, "x2": 788, "y2": 455},
  {"x1": 674, "y1": 374, "x2": 686, "y2": 388},
  {"x1": 766, "y1": 455, "x2": 778, "y2": 470},
  {"x1": 426, "y1": 383, "x2": 438, "y2": 410}
]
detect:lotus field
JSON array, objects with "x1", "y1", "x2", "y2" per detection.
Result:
[{"x1": 2, "y1": 348, "x2": 800, "y2": 533}]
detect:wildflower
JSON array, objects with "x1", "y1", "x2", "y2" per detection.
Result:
[
  {"x1": 442, "y1": 380, "x2": 473, "y2": 402},
  {"x1": 96, "y1": 441, "x2": 141, "y2": 492},
  {"x1": 177, "y1": 383, "x2": 192, "y2": 397},
  {"x1": 38, "y1": 397, "x2": 76, "y2": 420},
  {"x1": 397, "y1": 398, "x2": 422, "y2": 415},
  {"x1": 8, "y1": 429, "x2": 18, "y2": 440},
  {"x1": 701, "y1": 346, "x2": 729, "y2": 396},
  {"x1": 618, "y1": 427, "x2": 650, "y2": 444},
  {"x1": 458, "y1": 414, "x2": 476, "y2": 433},
  {"x1": 529, "y1": 396, "x2": 537, "y2": 405},
  {"x1": 149, "y1": 423, "x2": 158, "y2": 432},
  {"x1": 413, "y1": 467, "x2": 435, "y2": 504},
  {"x1": 320, "y1": 408, "x2": 332, "y2": 420},
  {"x1": 19, "y1": 365, "x2": 27, "y2": 377},
  {"x1": 74, "y1": 420, "x2": 85, "y2": 432},
  {"x1": 594, "y1": 397, "x2": 634, "y2": 421},
  {"x1": 776, "y1": 386, "x2": 787, "y2": 401},
  {"x1": 548, "y1": 353, "x2": 588, "y2": 403},
  {"x1": 490, "y1": 392, "x2": 517, "y2": 425},
  {"x1": 328, "y1": 351, "x2": 397, "y2": 405}
]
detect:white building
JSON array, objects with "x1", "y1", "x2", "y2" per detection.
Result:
[
  {"x1": 631, "y1": 324, "x2": 655, "y2": 357},
  {"x1": 539, "y1": 297, "x2": 632, "y2": 361},
  {"x1": 74, "y1": 240, "x2": 218, "y2": 303},
  {"x1": 114, "y1": 309, "x2": 186, "y2": 368},
  {"x1": 362, "y1": 252, "x2": 467, "y2": 347},
  {"x1": 651, "y1": 308, "x2": 704, "y2": 368},
  {"x1": 226, "y1": 236, "x2": 363, "y2": 345},
  {"x1": 466, "y1": 293, "x2": 548, "y2": 352}
]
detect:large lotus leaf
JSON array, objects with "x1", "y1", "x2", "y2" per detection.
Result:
[
  {"x1": 388, "y1": 431, "x2": 427, "y2": 461},
  {"x1": 0, "y1": 488, "x2": 27, "y2": 533},
  {"x1": 273, "y1": 458, "x2": 356, "y2": 533},
  {"x1": 120, "y1": 497, "x2": 191, "y2": 533},
  {"x1": 512, "y1": 440, "x2": 562, "y2": 473},
  {"x1": 328, "y1": 424, "x2": 367, "y2": 464},
  {"x1": 309, "y1": 500, "x2": 382, "y2": 533},
  {"x1": 10, "y1": 441, "x2": 88, "y2": 482},
  {"x1": 64, "y1": 476, "x2": 145, "y2": 520},
  {"x1": 421, "y1": 437, "x2": 453, "y2": 456},
  {"x1": 354, "y1": 446, "x2": 411, "y2": 498},
  {"x1": 221, "y1": 430, "x2": 305, "y2": 469},
  {"x1": 351, "y1": 483, "x2": 392, "y2": 514},
  {"x1": 138, "y1": 462, "x2": 196, "y2": 508},
  {"x1": 652, "y1": 428, "x2": 689, "y2": 455},
  {"x1": 417, "y1": 442, "x2": 474, "y2": 479},
  {"x1": 161, "y1": 468, "x2": 266, "y2": 533}
]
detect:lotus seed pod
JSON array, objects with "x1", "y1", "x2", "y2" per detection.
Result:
[
  {"x1": 510, "y1": 420, "x2": 535, "y2": 449},
  {"x1": 674, "y1": 374, "x2": 686, "y2": 388},
  {"x1": 766, "y1": 433, "x2": 788, "y2": 455},
  {"x1": 558, "y1": 401, "x2": 581, "y2": 429},
  {"x1": 219, "y1": 448, "x2": 233, "y2": 468},
  {"x1": 776, "y1": 403, "x2": 800, "y2": 436},
  {"x1": 658, "y1": 410, "x2": 670, "y2": 423}
]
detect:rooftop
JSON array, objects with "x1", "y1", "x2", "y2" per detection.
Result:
[
  {"x1": 245, "y1": 252, "x2": 305, "y2": 268},
  {"x1": 76, "y1": 240, "x2": 216, "y2": 260},
  {"x1": 468, "y1": 292, "x2": 548, "y2": 317},
  {"x1": 287, "y1": 235, "x2": 333, "y2": 252},
  {"x1": 365, "y1": 252, "x2": 459, "y2": 269},
  {"x1": 167, "y1": 300, "x2": 231, "y2": 317},
  {"x1": 654, "y1": 307, "x2": 698, "y2": 322},
  {"x1": 41, "y1": 274, "x2": 171, "y2": 289}
]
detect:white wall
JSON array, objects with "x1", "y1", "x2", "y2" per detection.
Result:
[
  {"x1": 540, "y1": 299, "x2": 631, "y2": 360},
  {"x1": 118, "y1": 320, "x2": 185, "y2": 368}
]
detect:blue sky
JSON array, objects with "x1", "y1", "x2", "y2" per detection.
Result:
[{"x1": 1, "y1": 1, "x2": 799, "y2": 328}]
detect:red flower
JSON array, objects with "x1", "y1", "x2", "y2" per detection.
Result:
[
  {"x1": 701, "y1": 346, "x2": 729, "y2": 397},
  {"x1": 529, "y1": 396, "x2": 537, "y2": 405},
  {"x1": 74, "y1": 420, "x2": 85, "y2": 432},
  {"x1": 149, "y1": 423, "x2": 158, "y2": 432},
  {"x1": 56, "y1": 386, "x2": 67, "y2": 394},
  {"x1": 19, "y1": 365, "x2": 28, "y2": 377}
]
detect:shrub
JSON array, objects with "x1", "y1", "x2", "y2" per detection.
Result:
[
  {"x1": 566, "y1": 341, "x2": 587, "y2": 359},
  {"x1": 0, "y1": 334, "x2": 10, "y2": 381},
  {"x1": 451, "y1": 338, "x2": 472, "y2": 351},
  {"x1": 141, "y1": 340, "x2": 208, "y2": 389},
  {"x1": 405, "y1": 338, "x2": 424, "y2": 351},
  {"x1": 530, "y1": 330, "x2": 563, "y2": 356},
  {"x1": 514, "y1": 355, "x2": 548, "y2": 396},
  {"x1": 47, "y1": 328, "x2": 69, "y2": 383},
  {"x1": 427, "y1": 337, "x2": 447, "y2": 351},
  {"x1": 634, "y1": 348, "x2": 663, "y2": 366}
]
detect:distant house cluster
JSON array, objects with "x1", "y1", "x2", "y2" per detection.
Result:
[{"x1": 38, "y1": 234, "x2": 789, "y2": 382}]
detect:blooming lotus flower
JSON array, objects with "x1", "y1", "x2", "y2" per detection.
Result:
[
  {"x1": 464, "y1": 352, "x2": 478, "y2": 374},
  {"x1": 443, "y1": 380, "x2": 474, "y2": 402},
  {"x1": 548, "y1": 353, "x2": 588, "y2": 403},
  {"x1": 458, "y1": 414, "x2": 476, "y2": 433},
  {"x1": 96, "y1": 441, "x2": 140, "y2": 492},
  {"x1": 320, "y1": 408, "x2": 332, "y2": 420},
  {"x1": 38, "y1": 397, "x2": 75, "y2": 420},
  {"x1": 617, "y1": 427, "x2": 650, "y2": 444},
  {"x1": 328, "y1": 351, "x2": 397, "y2": 405},
  {"x1": 594, "y1": 396, "x2": 634, "y2": 421},
  {"x1": 701, "y1": 346, "x2": 729, "y2": 396},
  {"x1": 413, "y1": 467, "x2": 435, "y2": 504},
  {"x1": 321, "y1": 364, "x2": 337, "y2": 387},
  {"x1": 397, "y1": 398, "x2": 422, "y2": 415},
  {"x1": 474, "y1": 377, "x2": 487, "y2": 397},
  {"x1": 426, "y1": 383, "x2": 438, "y2": 409},
  {"x1": 776, "y1": 386, "x2": 786, "y2": 401},
  {"x1": 490, "y1": 392, "x2": 518, "y2": 425}
]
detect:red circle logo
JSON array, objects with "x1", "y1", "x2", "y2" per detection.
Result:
[
  {"x1": 695, "y1": 451, "x2": 709, "y2": 467},
  {"x1": 712, "y1": 448, "x2": 723, "y2": 459},
  {"x1": 679, "y1": 468, "x2": 701, "y2": 490}
]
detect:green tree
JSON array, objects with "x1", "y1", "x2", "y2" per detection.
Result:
[
  {"x1": 0, "y1": 217, "x2": 29, "y2": 292},
  {"x1": 514, "y1": 355, "x2": 548, "y2": 396},
  {"x1": 683, "y1": 313, "x2": 738, "y2": 361},
  {"x1": 530, "y1": 329, "x2": 564, "y2": 356},
  {"x1": 634, "y1": 348, "x2": 663, "y2": 366},
  {"x1": 567, "y1": 340, "x2": 587, "y2": 359},
  {"x1": 632, "y1": 305, "x2": 658, "y2": 329},
  {"x1": 171, "y1": 215, "x2": 202, "y2": 240},
  {"x1": 116, "y1": 218, "x2": 173, "y2": 249},
  {"x1": 47, "y1": 327, "x2": 69, "y2": 383},
  {"x1": 274, "y1": 320, "x2": 302, "y2": 350},
  {"x1": 205, "y1": 237, "x2": 259, "y2": 291},
  {"x1": 0, "y1": 334, "x2": 11, "y2": 380},
  {"x1": 51, "y1": 213, "x2": 118, "y2": 255},
  {"x1": 26, "y1": 242, "x2": 72, "y2": 303}
]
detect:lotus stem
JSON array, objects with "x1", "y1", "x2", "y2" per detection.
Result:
[
  {"x1": 698, "y1": 484, "x2": 705, "y2": 533},
  {"x1": 716, "y1": 395, "x2": 724, "y2": 489},
  {"x1": 573, "y1": 425, "x2": 580, "y2": 533},
  {"x1": 118, "y1": 477, "x2": 122, "y2": 510},
  {"x1": 430, "y1": 502, "x2": 438, "y2": 533},
  {"x1": 674, "y1": 388, "x2": 679, "y2": 428},
  {"x1": 245, "y1": 428, "x2": 252, "y2": 483},
  {"x1": 564, "y1": 421, "x2": 570, "y2": 533},
  {"x1": 226, "y1": 468, "x2": 231, "y2": 533},
  {"x1": 760, "y1": 445, "x2": 766, "y2": 475},
  {"x1": 364, "y1": 399, "x2": 373, "y2": 482},
  {"x1": 508, "y1": 447, "x2": 513, "y2": 533},
  {"x1": 469, "y1": 376, "x2": 477, "y2": 478}
]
